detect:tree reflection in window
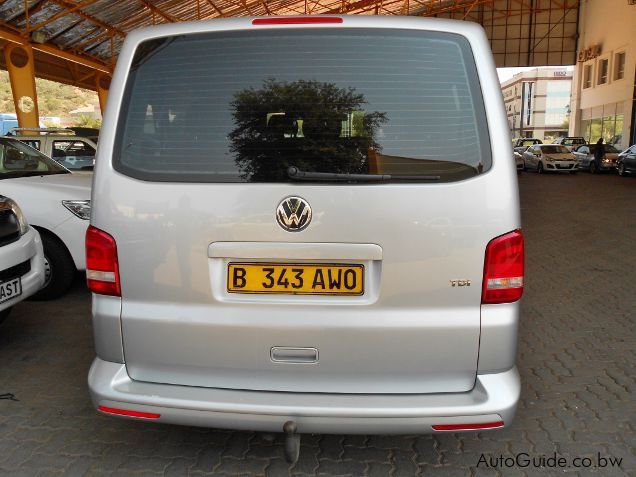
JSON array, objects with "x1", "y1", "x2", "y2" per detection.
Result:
[{"x1": 229, "y1": 79, "x2": 387, "y2": 182}]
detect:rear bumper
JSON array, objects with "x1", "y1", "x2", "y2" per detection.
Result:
[{"x1": 88, "y1": 358, "x2": 520, "y2": 434}]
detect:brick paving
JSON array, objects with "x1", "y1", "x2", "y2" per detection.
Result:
[{"x1": 0, "y1": 172, "x2": 634, "y2": 476}]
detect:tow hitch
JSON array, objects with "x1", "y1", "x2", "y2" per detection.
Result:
[{"x1": 283, "y1": 420, "x2": 300, "y2": 464}]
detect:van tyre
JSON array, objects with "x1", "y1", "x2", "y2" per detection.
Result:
[
  {"x1": 538, "y1": 162, "x2": 544, "y2": 174},
  {"x1": 589, "y1": 162, "x2": 597, "y2": 174},
  {"x1": 30, "y1": 233, "x2": 76, "y2": 301}
]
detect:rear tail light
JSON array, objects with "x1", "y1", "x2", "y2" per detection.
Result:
[
  {"x1": 482, "y1": 230, "x2": 524, "y2": 304},
  {"x1": 86, "y1": 225, "x2": 120, "y2": 297},
  {"x1": 432, "y1": 421, "x2": 504, "y2": 431},
  {"x1": 98, "y1": 406, "x2": 160, "y2": 419}
]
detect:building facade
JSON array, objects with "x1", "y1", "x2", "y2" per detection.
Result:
[
  {"x1": 501, "y1": 68, "x2": 573, "y2": 142},
  {"x1": 569, "y1": 0, "x2": 636, "y2": 150}
]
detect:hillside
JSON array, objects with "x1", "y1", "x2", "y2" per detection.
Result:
[{"x1": 0, "y1": 70, "x2": 99, "y2": 120}]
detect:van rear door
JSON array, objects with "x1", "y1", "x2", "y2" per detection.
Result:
[{"x1": 97, "y1": 23, "x2": 512, "y2": 394}]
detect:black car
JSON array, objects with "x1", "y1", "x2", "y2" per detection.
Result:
[{"x1": 617, "y1": 144, "x2": 636, "y2": 177}]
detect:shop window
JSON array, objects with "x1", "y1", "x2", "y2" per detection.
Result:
[
  {"x1": 589, "y1": 118, "x2": 602, "y2": 143},
  {"x1": 615, "y1": 114, "x2": 624, "y2": 140},
  {"x1": 602, "y1": 116, "x2": 615, "y2": 141},
  {"x1": 579, "y1": 120, "x2": 591, "y2": 141},
  {"x1": 583, "y1": 65, "x2": 592, "y2": 89},
  {"x1": 614, "y1": 52, "x2": 625, "y2": 80},
  {"x1": 597, "y1": 58, "x2": 609, "y2": 85}
]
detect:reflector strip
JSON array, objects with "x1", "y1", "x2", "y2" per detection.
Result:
[
  {"x1": 98, "y1": 406, "x2": 160, "y2": 419},
  {"x1": 487, "y1": 276, "x2": 523, "y2": 289},
  {"x1": 252, "y1": 17, "x2": 343, "y2": 25},
  {"x1": 86, "y1": 269, "x2": 116, "y2": 282},
  {"x1": 432, "y1": 421, "x2": 504, "y2": 431}
]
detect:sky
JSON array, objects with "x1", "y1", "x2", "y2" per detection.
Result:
[{"x1": 497, "y1": 65, "x2": 575, "y2": 84}]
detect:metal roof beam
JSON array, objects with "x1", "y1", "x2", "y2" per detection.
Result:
[
  {"x1": 46, "y1": 18, "x2": 84, "y2": 41},
  {"x1": 410, "y1": 0, "x2": 496, "y2": 17},
  {"x1": 488, "y1": 0, "x2": 578, "y2": 22},
  {"x1": 138, "y1": 0, "x2": 181, "y2": 22},
  {"x1": 0, "y1": 25, "x2": 111, "y2": 73},
  {"x1": 26, "y1": 0, "x2": 101, "y2": 33},
  {"x1": 204, "y1": 0, "x2": 226, "y2": 16},
  {"x1": 6, "y1": 0, "x2": 48, "y2": 23},
  {"x1": 45, "y1": 0, "x2": 126, "y2": 37}
]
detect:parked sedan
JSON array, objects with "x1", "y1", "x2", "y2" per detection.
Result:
[
  {"x1": 513, "y1": 138, "x2": 542, "y2": 154},
  {"x1": 573, "y1": 144, "x2": 620, "y2": 173},
  {"x1": 0, "y1": 196, "x2": 45, "y2": 324},
  {"x1": 617, "y1": 144, "x2": 636, "y2": 176},
  {"x1": 553, "y1": 136, "x2": 587, "y2": 151},
  {"x1": 523, "y1": 144, "x2": 578, "y2": 174}
]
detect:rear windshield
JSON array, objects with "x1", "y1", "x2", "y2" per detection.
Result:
[
  {"x1": 563, "y1": 138, "x2": 585, "y2": 145},
  {"x1": 114, "y1": 29, "x2": 491, "y2": 183},
  {"x1": 588, "y1": 145, "x2": 618, "y2": 153},
  {"x1": 540, "y1": 145, "x2": 570, "y2": 154}
]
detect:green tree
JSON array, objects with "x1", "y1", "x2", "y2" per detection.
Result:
[
  {"x1": 0, "y1": 71, "x2": 98, "y2": 118},
  {"x1": 74, "y1": 115, "x2": 102, "y2": 128},
  {"x1": 561, "y1": 118, "x2": 569, "y2": 130}
]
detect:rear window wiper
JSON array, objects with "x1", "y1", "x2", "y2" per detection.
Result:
[{"x1": 287, "y1": 166, "x2": 440, "y2": 182}]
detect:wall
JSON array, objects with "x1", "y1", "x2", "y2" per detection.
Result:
[{"x1": 570, "y1": 0, "x2": 636, "y2": 150}]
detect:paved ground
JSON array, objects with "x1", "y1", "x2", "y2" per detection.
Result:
[{"x1": 0, "y1": 172, "x2": 634, "y2": 476}]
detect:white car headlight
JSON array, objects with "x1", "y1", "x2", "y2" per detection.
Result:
[
  {"x1": 0, "y1": 197, "x2": 29, "y2": 236},
  {"x1": 62, "y1": 200, "x2": 91, "y2": 220}
]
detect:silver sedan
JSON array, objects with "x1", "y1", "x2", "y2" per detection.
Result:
[{"x1": 572, "y1": 144, "x2": 620, "y2": 173}]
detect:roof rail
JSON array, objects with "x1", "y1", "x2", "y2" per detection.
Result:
[{"x1": 7, "y1": 127, "x2": 76, "y2": 136}]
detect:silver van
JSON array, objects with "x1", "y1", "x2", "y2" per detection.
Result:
[{"x1": 88, "y1": 15, "x2": 523, "y2": 458}]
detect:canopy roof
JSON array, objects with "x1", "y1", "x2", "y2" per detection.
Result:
[{"x1": 0, "y1": 0, "x2": 580, "y2": 90}]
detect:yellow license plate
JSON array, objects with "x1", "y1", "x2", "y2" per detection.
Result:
[{"x1": 227, "y1": 263, "x2": 364, "y2": 295}]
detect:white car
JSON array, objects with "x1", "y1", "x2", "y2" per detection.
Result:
[
  {"x1": 523, "y1": 144, "x2": 578, "y2": 174},
  {"x1": 0, "y1": 196, "x2": 45, "y2": 323},
  {"x1": 0, "y1": 137, "x2": 91, "y2": 299}
]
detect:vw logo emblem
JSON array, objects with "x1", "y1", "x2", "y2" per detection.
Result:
[{"x1": 276, "y1": 197, "x2": 312, "y2": 232}]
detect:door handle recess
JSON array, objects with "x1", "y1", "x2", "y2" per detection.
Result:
[{"x1": 271, "y1": 347, "x2": 318, "y2": 364}]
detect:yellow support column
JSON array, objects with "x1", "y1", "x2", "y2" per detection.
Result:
[
  {"x1": 4, "y1": 43, "x2": 39, "y2": 132},
  {"x1": 96, "y1": 73, "x2": 111, "y2": 116}
]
